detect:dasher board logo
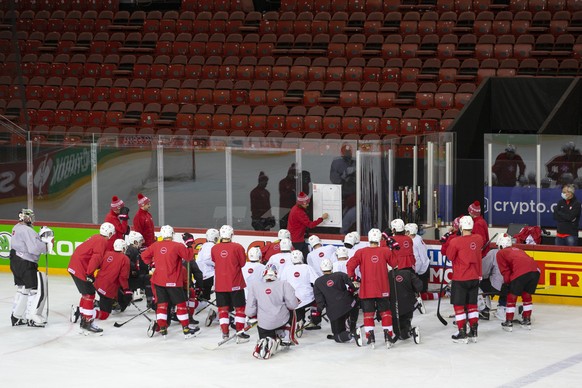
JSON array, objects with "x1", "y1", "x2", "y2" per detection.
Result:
[{"x1": 0, "y1": 231, "x2": 11, "y2": 259}]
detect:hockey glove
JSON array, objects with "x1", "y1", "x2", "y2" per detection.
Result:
[
  {"x1": 386, "y1": 237, "x2": 400, "y2": 251},
  {"x1": 39, "y1": 226, "x2": 54, "y2": 239},
  {"x1": 182, "y1": 232, "x2": 195, "y2": 247},
  {"x1": 86, "y1": 274, "x2": 95, "y2": 283},
  {"x1": 118, "y1": 206, "x2": 130, "y2": 221},
  {"x1": 123, "y1": 289, "x2": 133, "y2": 304}
]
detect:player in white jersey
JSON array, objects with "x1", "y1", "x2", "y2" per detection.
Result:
[
  {"x1": 306, "y1": 235, "x2": 337, "y2": 277},
  {"x1": 333, "y1": 246, "x2": 362, "y2": 278},
  {"x1": 242, "y1": 247, "x2": 266, "y2": 294},
  {"x1": 196, "y1": 229, "x2": 218, "y2": 306},
  {"x1": 350, "y1": 231, "x2": 370, "y2": 252},
  {"x1": 266, "y1": 238, "x2": 293, "y2": 278},
  {"x1": 405, "y1": 223, "x2": 429, "y2": 314},
  {"x1": 280, "y1": 250, "x2": 320, "y2": 331}
]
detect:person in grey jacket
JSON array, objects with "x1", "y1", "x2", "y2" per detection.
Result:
[{"x1": 245, "y1": 264, "x2": 299, "y2": 359}]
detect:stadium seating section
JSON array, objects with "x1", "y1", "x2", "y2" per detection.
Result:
[{"x1": 1, "y1": 0, "x2": 581, "y2": 142}]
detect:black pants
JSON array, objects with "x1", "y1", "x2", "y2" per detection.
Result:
[
  {"x1": 10, "y1": 250, "x2": 39, "y2": 289},
  {"x1": 201, "y1": 277, "x2": 214, "y2": 301},
  {"x1": 330, "y1": 306, "x2": 359, "y2": 343}
]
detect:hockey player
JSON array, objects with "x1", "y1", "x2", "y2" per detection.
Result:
[
  {"x1": 389, "y1": 219, "x2": 416, "y2": 270},
  {"x1": 343, "y1": 232, "x2": 358, "y2": 257},
  {"x1": 495, "y1": 234, "x2": 541, "y2": 332},
  {"x1": 314, "y1": 259, "x2": 359, "y2": 343},
  {"x1": 350, "y1": 231, "x2": 369, "y2": 252},
  {"x1": 468, "y1": 201, "x2": 490, "y2": 257},
  {"x1": 211, "y1": 225, "x2": 249, "y2": 342},
  {"x1": 287, "y1": 192, "x2": 328, "y2": 258},
  {"x1": 68, "y1": 222, "x2": 115, "y2": 335},
  {"x1": 446, "y1": 216, "x2": 484, "y2": 344},
  {"x1": 333, "y1": 247, "x2": 350, "y2": 274},
  {"x1": 125, "y1": 231, "x2": 151, "y2": 305},
  {"x1": 104, "y1": 196, "x2": 130, "y2": 251},
  {"x1": 246, "y1": 264, "x2": 299, "y2": 359},
  {"x1": 266, "y1": 238, "x2": 293, "y2": 278},
  {"x1": 260, "y1": 229, "x2": 290, "y2": 264},
  {"x1": 132, "y1": 193, "x2": 155, "y2": 247},
  {"x1": 306, "y1": 235, "x2": 337, "y2": 277},
  {"x1": 197, "y1": 228, "x2": 219, "y2": 303},
  {"x1": 405, "y1": 223, "x2": 428, "y2": 314},
  {"x1": 347, "y1": 228, "x2": 399, "y2": 349},
  {"x1": 279, "y1": 250, "x2": 318, "y2": 329},
  {"x1": 242, "y1": 247, "x2": 266, "y2": 290},
  {"x1": 9, "y1": 209, "x2": 53, "y2": 327},
  {"x1": 389, "y1": 266, "x2": 423, "y2": 343},
  {"x1": 87, "y1": 239, "x2": 131, "y2": 321},
  {"x1": 141, "y1": 225, "x2": 199, "y2": 339},
  {"x1": 479, "y1": 247, "x2": 505, "y2": 320}
]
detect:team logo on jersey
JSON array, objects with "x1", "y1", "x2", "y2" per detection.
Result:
[
  {"x1": 0, "y1": 231, "x2": 12, "y2": 259},
  {"x1": 248, "y1": 268, "x2": 254, "y2": 274},
  {"x1": 470, "y1": 242, "x2": 477, "y2": 250},
  {"x1": 160, "y1": 247, "x2": 167, "y2": 254},
  {"x1": 106, "y1": 255, "x2": 113, "y2": 263},
  {"x1": 274, "y1": 245, "x2": 280, "y2": 251},
  {"x1": 221, "y1": 250, "x2": 228, "y2": 258},
  {"x1": 294, "y1": 272, "x2": 300, "y2": 278},
  {"x1": 265, "y1": 288, "x2": 272, "y2": 295},
  {"x1": 326, "y1": 280, "x2": 334, "y2": 287},
  {"x1": 395, "y1": 274, "x2": 404, "y2": 283},
  {"x1": 403, "y1": 241, "x2": 410, "y2": 249},
  {"x1": 371, "y1": 255, "x2": 379, "y2": 263},
  {"x1": 280, "y1": 258, "x2": 285, "y2": 264},
  {"x1": 319, "y1": 252, "x2": 324, "y2": 257}
]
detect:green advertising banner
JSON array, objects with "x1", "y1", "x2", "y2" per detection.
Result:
[{"x1": 0, "y1": 223, "x2": 98, "y2": 274}]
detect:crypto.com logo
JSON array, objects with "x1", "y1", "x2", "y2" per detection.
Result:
[{"x1": 0, "y1": 232, "x2": 11, "y2": 259}]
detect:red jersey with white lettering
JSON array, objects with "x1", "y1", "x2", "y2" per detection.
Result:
[
  {"x1": 141, "y1": 240, "x2": 194, "y2": 287},
  {"x1": 260, "y1": 240, "x2": 281, "y2": 264},
  {"x1": 68, "y1": 234, "x2": 109, "y2": 281},
  {"x1": 446, "y1": 234, "x2": 484, "y2": 281},
  {"x1": 391, "y1": 234, "x2": 416, "y2": 269},
  {"x1": 347, "y1": 246, "x2": 397, "y2": 299},
  {"x1": 88, "y1": 250, "x2": 130, "y2": 298},
  {"x1": 496, "y1": 247, "x2": 540, "y2": 284},
  {"x1": 211, "y1": 241, "x2": 247, "y2": 292}
]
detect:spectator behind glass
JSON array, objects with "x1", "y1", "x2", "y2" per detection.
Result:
[{"x1": 491, "y1": 145, "x2": 526, "y2": 187}]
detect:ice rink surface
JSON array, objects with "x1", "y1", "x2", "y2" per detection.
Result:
[{"x1": 1, "y1": 272, "x2": 581, "y2": 388}]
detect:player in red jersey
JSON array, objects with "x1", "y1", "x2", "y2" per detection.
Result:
[
  {"x1": 133, "y1": 193, "x2": 155, "y2": 247},
  {"x1": 468, "y1": 201, "x2": 490, "y2": 257},
  {"x1": 495, "y1": 234, "x2": 541, "y2": 332},
  {"x1": 446, "y1": 216, "x2": 484, "y2": 344},
  {"x1": 389, "y1": 219, "x2": 416, "y2": 270},
  {"x1": 347, "y1": 228, "x2": 398, "y2": 349},
  {"x1": 260, "y1": 229, "x2": 290, "y2": 264},
  {"x1": 104, "y1": 196, "x2": 130, "y2": 251}
]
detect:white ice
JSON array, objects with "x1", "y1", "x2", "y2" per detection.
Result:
[{"x1": 1, "y1": 272, "x2": 581, "y2": 388}]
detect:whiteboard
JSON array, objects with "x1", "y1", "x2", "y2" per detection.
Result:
[{"x1": 312, "y1": 183, "x2": 342, "y2": 228}]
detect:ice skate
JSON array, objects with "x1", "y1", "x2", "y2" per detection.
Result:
[
  {"x1": 452, "y1": 328, "x2": 468, "y2": 344},
  {"x1": 479, "y1": 307, "x2": 490, "y2": 320},
  {"x1": 236, "y1": 332, "x2": 250, "y2": 344},
  {"x1": 132, "y1": 289, "x2": 144, "y2": 302},
  {"x1": 11, "y1": 314, "x2": 27, "y2": 326},
  {"x1": 468, "y1": 324, "x2": 478, "y2": 343},
  {"x1": 295, "y1": 319, "x2": 305, "y2": 338},
  {"x1": 27, "y1": 315, "x2": 46, "y2": 328},
  {"x1": 222, "y1": 332, "x2": 230, "y2": 340},
  {"x1": 520, "y1": 317, "x2": 531, "y2": 330},
  {"x1": 354, "y1": 326, "x2": 364, "y2": 347},
  {"x1": 70, "y1": 305, "x2": 80, "y2": 323},
  {"x1": 205, "y1": 309, "x2": 217, "y2": 327},
  {"x1": 366, "y1": 331, "x2": 375, "y2": 349},
  {"x1": 415, "y1": 296, "x2": 426, "y2": 314},
  {"x1": 501, "y1": 320, "x2": 513, "y2": 332},
  {"x1": 496, "y1": 306, "x2": 506, "y2": 321},
  {"x1": 159, "y1": 326, "x2": 168, "y2": 339},
  {"x1": 147, "y1": 321, "x2": 158, "y2": 337},
  {"x1": 80, "y1": 317, "x2": 103, "y2": 336},
  {"x1": 304, "y1": 321, "x2": 321, "y2": 330},
  {"x1": 411, "y1": 327, "x2": 421, "y2": 344},
  {"x1": 384, "y1": 329, "x2": 397, "y2": 349},
  {"x1": 183, "y1": 325, "x2": 200, "y2": 339}
]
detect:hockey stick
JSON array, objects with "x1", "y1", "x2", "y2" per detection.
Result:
[
  {"x1": 195, "y1": 298, "x2": 216, "y2": 315},
  {"x1": 114, "y1": 307, "x2": 152, "y2": 328},
  {"x1": 390, "y1": 269, "x2": 400, "y2": 338},
  {"x1": 436, "y1": 258, "x2": 449, "y2": 326},
  {"x1": 44, "y1": 248, "x2": 49, "y2": 322},
  {"x1": 131, "y1": 301, "x2": 152, "y2": 322},
  {"x1": 202, "y1": 321, "x2": 258, "y2": 350}
]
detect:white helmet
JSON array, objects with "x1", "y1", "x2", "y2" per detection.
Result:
[
  {"x1": 404, "y1": 223, "x2": 418, "y2": 235},
  {"x1": 219, "y1": 224, "x2": 234, "y2": 240},
  {"x1": 262, "y1": 263, "x2": 278, "y2": 281},
  {"x1": 343, "y1": 233, "x2": 357, "y2": 247},
  {"x1": 99, "y1": 222, "x2": 115, "y2": 238},
  {"x1": 459, "y1": 216, "x2": 474, "y2": 231},
  {"x1": 279, "y1": 238, "x2": 292, "y2": 252},
  {"x1": 291, "y1": 250, "x2": 304, "y2": 264},
  {"x1": 18, "y1": 208, "x2": 35, "y2": 224},
  {"x1": 368, "y1": 228, "x2": 382, "y2": 243},
  {"x1": 160, "y1": 225, "x2": 174, "y2": 239},
  {"x1": 320, "y1": 258, "x2": 333, "y2": 272},
  {"x1": 206, "y1": 228, "x2": 219, "y2": 243},
  {"x1": 278, "y1": 229, "x2": 291, "y2": 240},
  {"x1": 336, "y1": 246, "x2": 349, "y2": 259},
  {"x1": 391, "y1": 219, "x2": 405, "y2": 232},
  {"x1": 113, "y1": 239, "x2": 127, "y2": 252},
  {"x1": 497, "y1": 233, "x2": 512, "y2": 249},
  {"x1": 127, "y1": 231, "x2": 144, "y2": 246},
  {"x1": 308, "y1": 235, "x2": 321, "y2": 248},
  {"x1": 350, "y1": 231, "x2": 361, "y2": 244},
  {"x1": 248, "y1": 247, "x2": 262, "y2": 262}
]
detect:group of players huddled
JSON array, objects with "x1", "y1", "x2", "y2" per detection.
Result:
[{"x1": 9, "y1": 194, "x2": 541, "y2": 359}]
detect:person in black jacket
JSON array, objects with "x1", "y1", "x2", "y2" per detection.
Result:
[
  {"x1": 313, "y1": 259, "x2": 359, "y2": 343},
  {"x1": 389, "y1": 268, "x2": 423, "y2": 343},
  {"x1": 554, "y1": 184, "x2": 581, "y2": 246}
]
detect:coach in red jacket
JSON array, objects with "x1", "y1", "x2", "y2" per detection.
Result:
[
  {"x1": 133, "y1": 193, "x2": 155, "y2": 247},
  {"x1": 287, "y1": 192, "x2": 328, "y2": 259}
]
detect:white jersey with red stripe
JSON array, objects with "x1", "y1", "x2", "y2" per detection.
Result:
[
  {"x1": 307, "y1": 245, "x2": 337, "y2": 276},
  {"x1": 279, "y1": 263, "x2": 318, "y2": 308},
  {"x1": 196, "y1": 241, "x2": 215, "y2": 280},
  {"x1": 266, "y1": 252, "x2": 293, "y2": 278}
]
